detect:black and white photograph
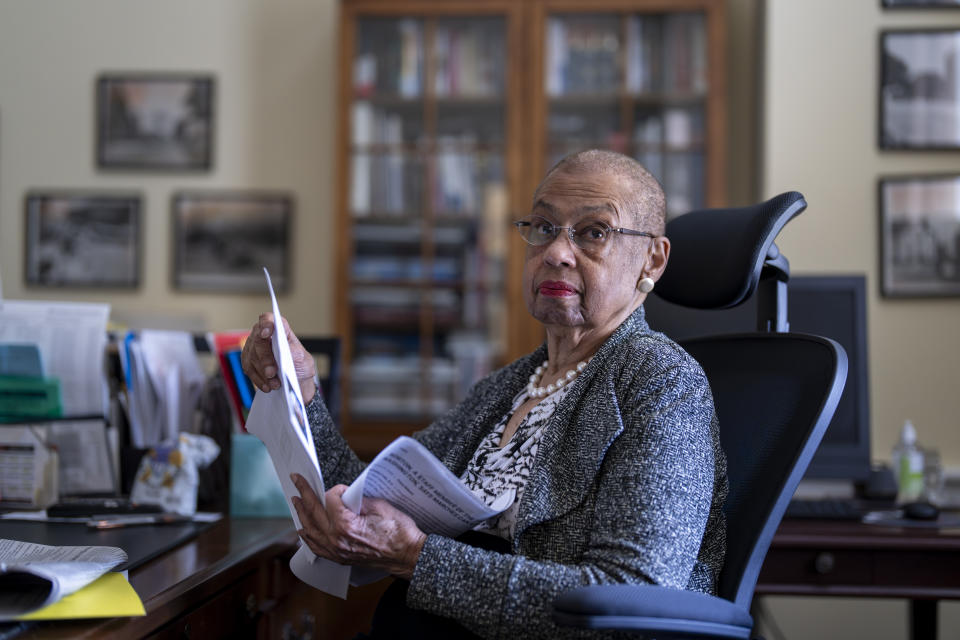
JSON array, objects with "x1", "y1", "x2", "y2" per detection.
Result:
[
  {"x1": 97, "y1": 73, "x2": 214, "y2": 170},
  {"x1": 172, "y1": 191, "x2": 292, "y2": 292},
  {"x1": 879, "y1": 175, "x2": 960, "y2": 296},
  {"x1": 880, "y1": 30, "x2": 960, "y2": 149},
  {"x1": 25, "y1": 192, "x2": 141, "y2": 288}
]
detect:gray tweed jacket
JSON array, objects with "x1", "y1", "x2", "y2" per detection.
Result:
[{"x1": 306, "y1": 305, "x2": 727, "y2": 639}]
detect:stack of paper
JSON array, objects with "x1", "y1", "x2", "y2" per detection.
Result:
[
  {"x1": 0, "y1": 300, "x2": 110, "y2": 418},
  {"x1": 118, "y1": 331, "x2": 205, "y2": 448},
  {"x1": 0, "y1": 539, "x2": 144, "y2": 621}
]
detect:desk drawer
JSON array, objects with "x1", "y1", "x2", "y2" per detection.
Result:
[
  {"x1": 759, "y1": 547, "x2": 960, "y2": 596},
  {"x1": 147, "y1": 570, "x2": 262, "y2": 640},
  {"x1": 873, "y1": 550, "x2": 960, "y2": 590},
  {"x1": 759, "y1": 548, "x2": 874, "y2": 587}
]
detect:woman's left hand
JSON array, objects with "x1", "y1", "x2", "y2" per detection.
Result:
[{"x1": 290, "y1": 474, "x2": 427, "y2": 580}]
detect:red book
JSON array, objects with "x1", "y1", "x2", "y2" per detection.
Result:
[{"x1": 209, "y1": 331, "x2": 250, "y2": 430}]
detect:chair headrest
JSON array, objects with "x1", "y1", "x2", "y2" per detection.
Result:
[{"x1": 655, "y1": 192, "x2": 807, "y2": 310}]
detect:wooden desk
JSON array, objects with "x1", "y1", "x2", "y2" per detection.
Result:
[
  {"x1": 19, "y1": 518, "x2": 389, "y2": 640},
  {"x1": 756, "y1": 518, "x2": 960, "y2": 639},
  {"x1": 20, "y1": 517, "x2": 959, "y2": 638}
]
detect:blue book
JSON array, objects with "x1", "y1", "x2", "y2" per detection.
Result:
[{"x1": 227, "y1": 349, "x2": 254, "y2": 410}]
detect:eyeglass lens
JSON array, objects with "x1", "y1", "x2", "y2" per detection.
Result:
[{"x1": 519, "y1": 216, "x2": 613, "y2": 251}]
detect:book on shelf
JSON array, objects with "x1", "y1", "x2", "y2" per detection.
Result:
[
  {"x1": 546, "y1": 16, "x2": 620, "y2": 96},
  {"x1": 662, "y1": 13, "x2": 707, "y2": 94},
  {"x1": 207, "y1": 331, "x2": 250, "y2": 428},
  {"x1": 351, "y1": 256, "x2": 461, "y2": 282},
  {"x1": 626, "y1": 15, "x2": 663, "y2": 93},
  {"x1": 354, "y1": 18, "x2": 423, "y2": 98},
  {"x1": 433, "y1": 22, "x2": 504, "y2": 97},
  {"x1": 227, "y1": 349, "x2": 255, "y2": 411},
  {"x1": 625, "y1": 13, "x2": 709, "y2": 96}
]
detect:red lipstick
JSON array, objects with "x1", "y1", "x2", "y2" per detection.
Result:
[{"x1": 538, "y1": 280, "x2": 577, "y2": 297}]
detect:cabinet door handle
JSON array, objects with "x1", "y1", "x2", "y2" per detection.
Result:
[{"x1": 245, "y1": 593, "x2": 259, "y2": 619}]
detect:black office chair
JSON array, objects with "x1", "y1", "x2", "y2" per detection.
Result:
[
  {"x1": 552, "y1": 192, "x2": 848, "y2": 639},
  {"x1": 300, "y1": 337, "x2": 343, "y2": 426}
]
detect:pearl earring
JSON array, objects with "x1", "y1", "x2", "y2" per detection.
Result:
[{"x1": 638, "y1": 277, "x2": 655, "y2": 293}]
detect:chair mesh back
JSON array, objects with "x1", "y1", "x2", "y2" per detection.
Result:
[
  {"x1": 682, "y1": 333, "x2": 845, "y2": 607},
  {"x1": 657, "y1": 192, "x2": 806, "y2": 310}
]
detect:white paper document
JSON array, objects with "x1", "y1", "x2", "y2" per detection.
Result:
[
  {"x1": 0, "y1": 300, "x2": 110, "y2": 417},
  {"x1": 0, "y1": 539, "x2": 126, "y2": 619},
  {"x1": 129, "y1": 330, "x2": 206, "y2": 446},
  {"x1": 245, "y1": 269, "x2": 510, "y2": 599},
  {"x1": 245, "y1": 268, "x2": 349, "y2": 598}
]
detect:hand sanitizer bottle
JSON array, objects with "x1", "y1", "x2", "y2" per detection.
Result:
[{"x1": 892, "y1": 420, "x2": 924, "y2": 503}]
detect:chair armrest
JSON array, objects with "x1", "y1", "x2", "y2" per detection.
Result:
[{"x1": 552, "y1": 584, "x2": 753, "y2": 639}]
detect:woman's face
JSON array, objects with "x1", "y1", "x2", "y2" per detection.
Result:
[{"x1": 522, "y1": 170, "x2": 662, "y2": 333}]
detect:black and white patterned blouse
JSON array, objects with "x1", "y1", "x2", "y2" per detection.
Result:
[{"x1": 460, "y1": 377, "x2": 570, "y2": 539}]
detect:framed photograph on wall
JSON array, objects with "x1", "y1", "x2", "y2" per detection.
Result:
[
  {"x1": 880, "y1": 29, "x2": 960, "y2": 149},
  {"x1": 25, "y1": 191, "x2": 141, "y2": 288},
  {"x1": 172, "y1": 191, "x2": 292, "y2": 292},
  {"x1": 879, "y1": 174, "x2": 960, "y2": 297},
  {"x1": 97, "y1": 73, "x2": 215, "y2": 170}
]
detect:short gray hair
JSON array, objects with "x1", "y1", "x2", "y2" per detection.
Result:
[{"x1": 535, "y1": 149, "x2": 666, "y2": 235}]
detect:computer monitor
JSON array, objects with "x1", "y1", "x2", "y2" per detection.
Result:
[{"x1": 644, "y1": 274, "x2": 871, "y2": 481}]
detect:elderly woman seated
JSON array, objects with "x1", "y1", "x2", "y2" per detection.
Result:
[{"x1": 242, "y1": 149, "x2": 727, "y2": 639}]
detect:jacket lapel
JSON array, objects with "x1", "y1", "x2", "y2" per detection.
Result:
[
  {"x1": 441, "y1": 346, "x2": 546, "y2": 476},
  {"x1": 514, "y1": 307, "x2": 647, "y2": 542}
]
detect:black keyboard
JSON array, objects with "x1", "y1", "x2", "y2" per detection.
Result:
[
  {"x1": 47, "y1": 498, "x2": 163, "y2": 518},
  {"x1": 785, "y1": 499, "x2": 864, "y2": 521}
]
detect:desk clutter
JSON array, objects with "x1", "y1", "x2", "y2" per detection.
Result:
[
  {"x1": 0, "y1": 297, "x2": 340, "y2": 628},
  {"x1": 0, "y1": 298, "x2": 292, "y2": 513}
]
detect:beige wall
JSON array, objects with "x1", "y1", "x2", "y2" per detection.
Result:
[
  {"x1": 763, "y1": 0, "x2": 960, "y2": 467},
  {"x1": 762, "y1": 2, "x2": 960, "y2": 638},
  {"x1": 0, "y1": 0, "x2": 338, "y2": 335}
]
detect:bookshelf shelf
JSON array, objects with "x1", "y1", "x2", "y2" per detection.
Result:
[
  {"x1": 547, "y1": 92, "x2": 706, "y2": 104},
  {"x1": 351, "y1": 278, "x2": 497, "y2": 290},
  {"x1": 337, "y1": 0, "x2": 725, "y2": 450},
  {"x1": 349, "y1": 141, "x2": 507, "y2": 154},
  {"x1": 352, "y1": 94, "x2": 424, "y2": 105}
]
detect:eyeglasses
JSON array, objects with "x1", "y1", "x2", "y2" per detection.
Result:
[{"x1": 513, "y1": 215, "x2": 656, "y2": 253}]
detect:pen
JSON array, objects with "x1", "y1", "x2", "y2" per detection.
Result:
[{"x1": 87, "y1": 513, "x2": 190, "y2": 529}]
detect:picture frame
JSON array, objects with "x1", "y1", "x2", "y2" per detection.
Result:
[
  {"x1": 878, "y1": 174, "x2": 960, "y2": 297},
  {"x1": 882, "y1": 0, "x2": 960, "y2": 7},
  {"x1": 172, "y1": 191, "x2": 293, "y2": 292},
  {"x1": 97, "y1": 73, "x2": 215, "y2": 170},
  {"x1": 24, "y1": 191, "x2": 141, "y2": 288},
  {"x1": 879, "y1": 29, "x2": 960, "y2": 149}
]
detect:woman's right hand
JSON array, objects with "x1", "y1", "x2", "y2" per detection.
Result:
[{"x1": 241, "y1": 312, "x2": 318, "y2": 404}]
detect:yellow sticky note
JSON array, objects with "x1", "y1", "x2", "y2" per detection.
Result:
[{"x1": 18, "y1": 572, "x2": 145, "y2": 620}]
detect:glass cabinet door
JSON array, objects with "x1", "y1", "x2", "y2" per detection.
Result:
[
  {"x1": 544, "y1": 11, "x2": 710, "y2": 218},
  {"x1": 346, "y1": 14, "x2": 511, "y2": 427}
]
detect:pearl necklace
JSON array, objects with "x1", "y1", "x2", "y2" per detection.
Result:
[{"x1": 526, "y1": 359, "x2": 588, "y2": 398}]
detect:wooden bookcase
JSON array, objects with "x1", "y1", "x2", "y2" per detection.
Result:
[{"x1": 336, "y1": 0, "x2": 726, "y2": 457}]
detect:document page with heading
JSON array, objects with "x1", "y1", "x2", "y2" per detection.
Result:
[{"x1": 246, "y1": 269, "x2": 511, "y2": 598}]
